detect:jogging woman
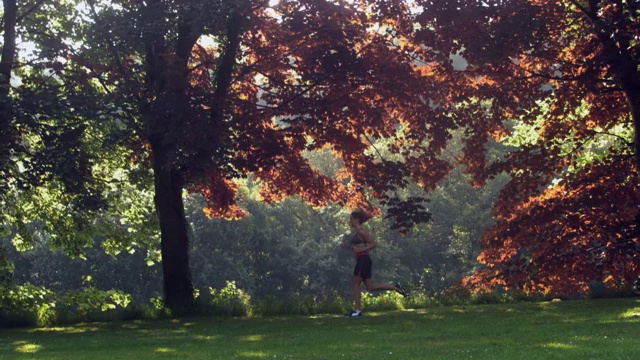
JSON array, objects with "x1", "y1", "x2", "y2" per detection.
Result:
[{"x1": 343, "y1": 210, "x2": 407, "y2": 318}]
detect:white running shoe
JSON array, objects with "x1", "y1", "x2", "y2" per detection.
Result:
[{"x1": 344, "y1": 309, "x2": 363, "y2": 318}]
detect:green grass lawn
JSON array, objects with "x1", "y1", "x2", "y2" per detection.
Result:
[{"x1": 1, "y1": 298, "x2": 639, "y2": 359}]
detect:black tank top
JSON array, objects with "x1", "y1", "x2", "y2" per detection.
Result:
[
  {"x1": 350, "y1": 233, "x2": 366, "y2": 245},
  {"x1": 351, "y1": 232, "x2": 369, "y2": 257}
]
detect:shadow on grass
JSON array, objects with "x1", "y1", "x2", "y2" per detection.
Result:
[{"x1": 1, "y1": 298, "x2": 639, "y2": 359}]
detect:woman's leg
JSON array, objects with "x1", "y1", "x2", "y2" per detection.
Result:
[
  {"x1": 352, "y1": 275, "x2": 363, "y2": 310},
  {"x1": 363, "y1": 279, "x2": 396, "y2": 291}
]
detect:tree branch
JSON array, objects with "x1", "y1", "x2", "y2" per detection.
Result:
[
  {"x1": 592, "y1": 130, "x2": 634, "y2": 147},
  {"x1": 595, "y1": 87, "x2": 623, "y2": 94},
  {"x1": 86, "y1": 0, "x2": 136, "y2": 100},
  {"x1": 567, "y1": 0, "x2": 596, "y2": 23},
  {"x1": 210, "y1": 11, "x2": 244, "y2": 123},
  {"x1": 460, "y1": 66, "x2": 615, "y2": 85},
  {"x1": 16, "y1": 0, "x2": 48, "y2": 23}
]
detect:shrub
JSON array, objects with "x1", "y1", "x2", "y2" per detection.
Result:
[
  {"x1": 361, "y1": 292, "x2": 404, "y2": 312},
  {"x1": 197, "y1": 281, "x2": 252, "y2": 317},
  {"x1": 58, "y1": 287, "x2": 133, "y2": 323},
  {"x1": 436, "y1": 284, "x2": 471, "y2": 305},
  {"x1": 401, "y1": 291, "x2": 435, "y2": 309},
  {"x1": 470, "y1": 290, "x2": 509, "y2": 305},
  {"x1": 0, "y1": 283, "x2": 57, "y2": 327}
]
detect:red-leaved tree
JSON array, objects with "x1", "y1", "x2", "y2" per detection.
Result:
[
  {"x1": 73, "y1": 0, "x2": 468, "y2": 312},
  {"x1": 411, "y1": 0, "x2": 639, "y2": 295}
]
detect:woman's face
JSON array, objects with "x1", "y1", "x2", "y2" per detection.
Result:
[{"x1": 349, "y1": 215, "x2": 360, "y2": 228}]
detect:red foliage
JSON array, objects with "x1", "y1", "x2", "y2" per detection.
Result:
[
  {"x1": 466, "y1": 157, "x2": 639, "y2": 295},
  {"x1": 411, "y1": 0, "x2": 640, "y2": 295},
  {"x1": 168, "y1": 0, "x2": 458, "y2": 228},
  {"x1": 189, "y1": 169, "x2": 248, "y2": 220},
  {"x1": 82, "y1": 0, "x2": 639, "y2": 295}
]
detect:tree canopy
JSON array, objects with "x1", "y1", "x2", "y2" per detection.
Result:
[
  {"x1": 1, "y1": 0, "x2": 638, "y2": 312},
  {"x1": 410, "y1": 0, "x2": 639, "y2": 294}
]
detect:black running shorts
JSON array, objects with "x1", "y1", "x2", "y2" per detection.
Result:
[{"x1": 353, "y1": 254, "x2": 372, "y2": 280}]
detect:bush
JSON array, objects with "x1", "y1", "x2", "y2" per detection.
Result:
[
  {"x1": 195, "y1": 281, "x2": 252, "y2": 317},
  {"x1": 361, "y1": 292, "x2": 404, "y2": 312},
  {"x1": 436, "y1": 284, "x2": 471, "y2": 306},
  {"x1": 401, "y1": 292, "x2": 435, "y2": 309},
  {"x1": 58, "y1": 288, "x2": 134, "y2": 323},
  {"x1": 0, "y1": 283, "x2": 57, "y2": 327},
  {"x1": 470, "y1": 290, "x2": 509, "y2": 305}
]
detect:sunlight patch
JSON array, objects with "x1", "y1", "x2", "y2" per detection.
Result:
[
  {"x1": 541, "y1": 342, "x2": 577, "y2": 350},
  {"x1": 13, "y1": 341, "x2": 42, "y2": 353},
  {"x1": 237, "y1": 351, "x2": 269, "y2": 357},
  {"x1": 28, "y1": 326, "x2": 100, "y2": 334},
  {"x1": 620, "y1": 308, "x2": 640, "y2": 319},
  {"x1": 239, "y1": 334, "x2": 264, "y2": 342},
  {"x1": 194, "y1": 335, "x2": 220, "y2": 341},
  {"x1": 155, "y1": 347, "x2": 177, "y2": 353}
]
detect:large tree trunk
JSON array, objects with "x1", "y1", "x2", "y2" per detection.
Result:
[
  {"x1": 150, "y1": 139, "x2": 194, "y2": 313},
  {"x1": 591, "y1": 8, "x2": 640, "y2": 173},
  {"x1": 0, "y1": 0, "x2": 17, "y2": 92},
  {"x1": 141, "y1": 4, "x2": 241, "y2": 314},
  {"x1": 626, "y1": 84, "x2": 640, "y2": 173},
  {"x1": 625, "y1": 81, "x2": 640, "y2": 237},
  {"x1": 0, "y1": 0, "x2": 17, "y2": 196},
  {"x1": 609, "y1": 42, "x2": 640, "y2": 173},
  {"x1": 141, "y1": 0, "x2": 201, "y2": 314}
]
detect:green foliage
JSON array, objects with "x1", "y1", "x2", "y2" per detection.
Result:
[
  {"x1": 503, "y1": 100, "x2": 634, "y2": 177},
  {"x1": 0, "y1": 282, "x2": 141, "y2": 327},
  {"x1": 150, "y1": 296, "x2": 164, "y2": 311},
  {"x1": 0, "y1": 282, "x2": 56, "y2": 327},
  {"x1": 470, "y1": 290, "x2": 513, "y2": 305},
  {"x1": 0, "y1": 246, "x2": 14, "y2": 286},
  {"x1": 435, "y1": 283, "x2": 472, "y2": 306},
  {"x1": 400, "y1": 291, "x2": 436, "y2": 309},
  {"x1": 195, "y1": 281, "x2": 252, "y2": 317},
  {"x1": 3, "y1": 164, "x2": 504, "y2": 319},
  {"x1": 60, "y1": 288, "x2": 132, "y2": 314},
  {"x1": 187, "y1": 195, "x2": 353, "y2": 300},
  {"x1": 361, "y1": 291, "x2": 404, "y2": 312},
  {"x1": 435, "y1": 286, "x2": 559, "y2": 306},
  {"x1": 7, "y1": 275, "x2": 636, "y2": 328},
  {"x1": 2, "y1": 234, "x2": 163, "y2": 306}
]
